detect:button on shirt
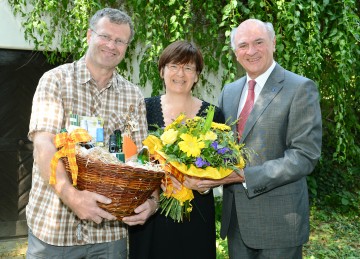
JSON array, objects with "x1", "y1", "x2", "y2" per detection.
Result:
[{"x1": 27, "y1": 57, "x2": 148, "y2": 246}]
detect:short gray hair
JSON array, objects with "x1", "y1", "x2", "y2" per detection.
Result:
[
  {"x1": 230, "y1": 27, "x2": 237, "y2": 50},
  {"x1": 89, "y1": 8, "x2": 135, "y2": 42},
  {"x1": 230, "y1": 19, "x2": 275, "y2": 50}
]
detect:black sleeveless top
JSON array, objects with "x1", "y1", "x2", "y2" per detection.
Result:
[{"x1": 129, "y1": 95, "x2": 225, "y2": 259}]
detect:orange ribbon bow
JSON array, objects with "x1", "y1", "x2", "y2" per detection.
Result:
[{"x1": 50, "y1": 128, "x2": 92, "y2": 186}]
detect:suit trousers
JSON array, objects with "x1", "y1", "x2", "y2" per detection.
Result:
[{"x1": 227, "y1": 197, "x2": 303, "y2": 259}]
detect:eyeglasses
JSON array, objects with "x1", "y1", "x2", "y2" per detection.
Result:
[
  {"x1": 91, "y1": 29, "x2": 129, "y2": 47},
  {"x1": 166, "y1": 64, "x2": 197, "y2": 74}
]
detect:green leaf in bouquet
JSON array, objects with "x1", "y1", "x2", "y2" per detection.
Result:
[{"x1": 201, "y1": 105, "x2": 215, "y2": 134}]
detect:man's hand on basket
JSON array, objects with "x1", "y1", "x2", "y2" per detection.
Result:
[
  {"x1": 122, "y1": 189, "x2": 159, "y2": 226},
  {"x1": 65, "y1": 189, "x2": 117, "y2": 224},
  {"x1": 32, "y1": 132, "x2": 116, "y2": 224}
]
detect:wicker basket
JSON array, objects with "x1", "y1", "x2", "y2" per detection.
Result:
[{"x1": 62, "y1": 154, "x2": 164, "y2": 220}]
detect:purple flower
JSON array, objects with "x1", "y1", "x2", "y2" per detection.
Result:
[
  {"x1": 195, "y1": 157, "x2": 210, "y2": 168},
  {"x1": 217, "y1": 147, "x2": 230, "y2": 154},
  {"x1": 211, "y1": 141, "x2": 218, "y2": 150}
]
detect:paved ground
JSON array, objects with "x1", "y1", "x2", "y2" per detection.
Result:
[{"x1": 0, "y1": 237, "x2": 27, "y2": 258}]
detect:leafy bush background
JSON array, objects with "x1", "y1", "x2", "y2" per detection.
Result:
[{"x1": 7, "y1": 0, "x2": 360, "y2": 257}]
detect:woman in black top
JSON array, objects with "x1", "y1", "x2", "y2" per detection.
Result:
[{"x1": 129, "y1": 40, "x2": 224, "y2": 259}]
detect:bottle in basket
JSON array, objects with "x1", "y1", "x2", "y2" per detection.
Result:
[
  {"x1": 109, "y1": 131, "x2": 125, "y2": 162},
  {"x1": 114, "y1": 129, "x2": 122, "y2": 151},
  {"x1": 109, "y1": 134, "x2": 117, "y2": 153},
  {"x1": 137, "y1": 146, "x2": 150, "y2": 164}
]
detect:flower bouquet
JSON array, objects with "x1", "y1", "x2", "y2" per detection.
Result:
[{"x1": 143, "y1": 105, "x2": 249, "y2": 222}]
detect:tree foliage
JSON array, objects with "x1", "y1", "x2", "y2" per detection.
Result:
[{"x1": 7, "y1": 0, "x2": 360, "y2": 213}]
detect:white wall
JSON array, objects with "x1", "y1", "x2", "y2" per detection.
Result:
[{"x1": 0, "y1": 0, "x2": 35, "y2": 50}]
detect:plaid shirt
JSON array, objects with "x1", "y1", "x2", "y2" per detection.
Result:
[{"x1": 27, "y1": 57, "x2": 148, "y2": 246}]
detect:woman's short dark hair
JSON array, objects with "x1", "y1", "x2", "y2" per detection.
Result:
[{"x1": 158, "y1": 40, "x2": 204, "y2": 75}]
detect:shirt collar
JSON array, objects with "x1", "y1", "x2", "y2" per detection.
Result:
[
  {"x1": 76, "y1": 56, "x2": 118, "y2": 90},
  {"x1": 246, "y1": 61, "x2": 276, "y2": 88},
  {"x1": 76, "y1": 57, "x2": 92, "y2": 84}
]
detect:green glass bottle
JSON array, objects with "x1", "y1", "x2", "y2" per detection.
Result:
[
  {"x1": 137, "y1": 146, "x2": 150, "y2": 164},
  {"x1": 114, "y1": 129, "x2": 122, "y2": 152}
]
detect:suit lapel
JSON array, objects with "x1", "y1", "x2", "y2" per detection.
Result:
[
  {"x1": 240, "y1": 64, "x2": 285, "y2": 141},
  {"x1": 229, "y1": 78, "x2": 246, "y2": 133}
]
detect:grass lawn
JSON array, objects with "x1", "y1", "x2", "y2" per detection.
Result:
[
  {"x1": 215, "y1": 198, "x2": 360, "y2": 259},
  {"x1": 303, "y1": 208, "x2": 359, "y2": 258}
]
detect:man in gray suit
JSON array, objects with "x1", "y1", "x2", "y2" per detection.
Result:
[{"x1": 197, "y1": 19, "x2": 322, "y2": 258}]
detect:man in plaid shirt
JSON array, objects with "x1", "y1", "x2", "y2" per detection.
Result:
[{"x1": 26, "y1": 8, "x2": 158, "y2": 258}]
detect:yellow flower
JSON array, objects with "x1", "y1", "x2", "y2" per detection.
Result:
[
  {"x1": 172, "y1": 186, "x2": 194, "y2": 205},
  {"x1": 160, "y1": 129, "x2": 178, "y2": 145},
  {"x1": 143, "y1": 135, "x2": 163, "y2": 154},
  {"x1": 211, "y1": 122, "x2": 231, "y2": 131},
  {"x1": 201, "y1": 131, "x2": 217, "y2": 141},
  {"x1": 236, "y1": 156, "x2": 246, "y2": 169},
  {"x1": 165, "y1": 114, "x2": 186, "y2": 131},
  {"x1": 185, "y1": 116, "x2": 201, "y2": 128},
  {"x1": 178, "y1": 133, "x2": 205, "y2": 157}
]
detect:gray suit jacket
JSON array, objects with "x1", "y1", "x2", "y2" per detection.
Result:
[{"x1": 219, "y1": 63, "x2": 322, "y2": 249}]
